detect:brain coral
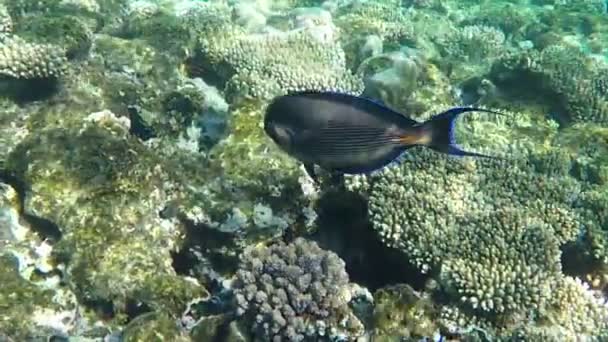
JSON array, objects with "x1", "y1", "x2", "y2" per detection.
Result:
[{"x1": 234, "y1": 237, "x2": 365, "y2": 341}]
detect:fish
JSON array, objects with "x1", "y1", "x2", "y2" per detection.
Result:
[{"x1": 263, "y1": 90, "x2": 504, "y2": 182}]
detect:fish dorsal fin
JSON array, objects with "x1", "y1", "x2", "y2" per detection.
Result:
[{"x1": 287, "y1": 90, "x2": 420, "y2": 128}]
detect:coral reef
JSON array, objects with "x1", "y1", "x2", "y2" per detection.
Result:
[
  {"x1": 0, "y1": 4, "x2": 12, "y2": 37},
  {"x1": 371, "y1": 284, "x2": 438, "y2": 340},
  {"x1": 13, "y1": 13, "x2": 94, "y2": 59},
  {"x1": 345, "y1": 103, "x2": 608, "y2": 337},
  {"x1": 4, "y1": 110, "x2": 208, "y2": 325},
  {"x1": 234, "y1": 237, "x2": 365, "y2": 341},
  {"x1": 1, "y1": 0, "x2": 608, "y2": 340}
]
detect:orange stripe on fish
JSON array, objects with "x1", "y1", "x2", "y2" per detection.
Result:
[{"x1": 398, "y1": 131, "x2": 431, "y2": 145}]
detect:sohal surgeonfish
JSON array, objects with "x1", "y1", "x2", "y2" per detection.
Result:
[{"x1": 264, "y1": 90, "x2": 503, "y2": 182}]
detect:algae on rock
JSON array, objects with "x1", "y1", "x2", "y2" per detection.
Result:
[{"x1": 4, "y1": 110, "x2": 207, "y2": 326}]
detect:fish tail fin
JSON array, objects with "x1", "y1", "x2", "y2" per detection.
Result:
[{"x1": 421, "y1": 106, "x2": 505, "y2": 159}]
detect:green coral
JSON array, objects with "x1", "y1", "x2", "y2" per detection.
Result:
[
  {"x1": 437, "y1": 25, "x2": 506, "y2": 63},
  {"x1": 577, "y1": 187, "x2": 608, "y2": 264},
  {"x1": 440, "y1": 209, "x2": 561, "y2": 314},
  {"x1": 462, "y1": 3, "x2": 534, "y2": 37},
  {"x1": 334, "y1": 0, "x2": 416, "y2": 44},
  {"x1": 119, "y1": 8, "x2": 194, "y2": 57},
  {"x1": 333, "y1": 0, "x2": 417, "y2": 69},
  {"x1": 0, "y1": 3, "x2": 11, "y2": 37},
  {"x1": 121, "y1": 311, "x2": 191, "y2": 342},
  {"x1": 160, "y1": 86, "x2": 210, "y2": 135},
  {"x1": 543, "y1": 276, "x2": 608, "y2": 337},
  {"x1": 349, "y1": 143, "x2": 580, "y2": 273},
  {"x1": 489, "y1": 43, "x2": 608, "y2": 125}
]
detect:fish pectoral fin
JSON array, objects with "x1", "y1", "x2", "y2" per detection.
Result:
[{"x1": 303, "y1": 163, "x2": 319, "y2": 184}]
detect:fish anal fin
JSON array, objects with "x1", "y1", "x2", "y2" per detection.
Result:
[{"x1": 333, "y1": 145, "x2": 414, "y2": 174}]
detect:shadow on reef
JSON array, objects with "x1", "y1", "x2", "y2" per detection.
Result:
[
  {"x1": 0, "y1": 77, "x2": 62, "y2": 104},
  {"x1": 0, "y1": 170, "x2": 63, "y2": 242},
  {"x1": 170, "y1": 209, "x2": 241, "y2": 291},
  {"x1": 308, "y1": 187, "x2": 430, "y2": 292}
]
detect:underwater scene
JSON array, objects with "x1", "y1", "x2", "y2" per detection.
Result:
[{"x1": 1, "y1": 0, "x2": 608, "y2": 340}]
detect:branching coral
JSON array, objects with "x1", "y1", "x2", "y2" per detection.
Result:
[
  {"x1": 234, "y1": 237, "x2": 365, "y2": 341},
  {"x1": 347, "y1": 144, "x2": 581, "y2": 274},
  {"x1": 577, "y1": 187, "x2": 608, "y2": 264},
  {"x1": 334, "y1": 0, "x2": 416, "y2": 45},
  {"x1": 440, "y1": 209, "x2": 562, "y2": 314},
  {"x1": 344, "y1": 104, "x2": 602, "y2": 336}
]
